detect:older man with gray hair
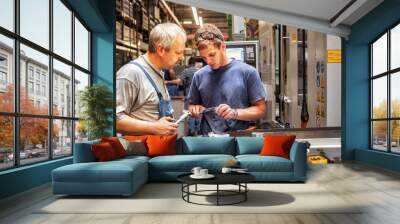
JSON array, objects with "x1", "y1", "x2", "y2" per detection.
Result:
[{"x1": 116, "y1": 23, "x2": 187, "y2": 135}]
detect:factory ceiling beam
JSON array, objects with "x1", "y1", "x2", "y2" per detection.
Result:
[{"x1": 167, "y1": 0, "x2": 351, "y2": 38}]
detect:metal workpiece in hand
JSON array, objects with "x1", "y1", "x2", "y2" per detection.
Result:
[
  {"x1": 175, "y1": 110, "x2": 191, "y2": 124},
  {"x1": 201, "y1": 107, "x2": 216, "y2": 114}
]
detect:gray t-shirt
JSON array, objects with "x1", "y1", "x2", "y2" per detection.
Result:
[
  {"x1": 179, "y1": 66, "x2": 199, "y2": 96},
  {"x1": 187, "y1": 59, "x2": 267, "y2": 134},
  {"x1": 116, "y1": 56, "x2": 170, "y2": 123}
]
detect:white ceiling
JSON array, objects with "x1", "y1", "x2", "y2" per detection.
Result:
[
  {"x1": 167, "y1": 0, "x2": 384, "y2": 38},
  {"x1": 227, "y1": 0, "x2": 353, "y2": 22}
]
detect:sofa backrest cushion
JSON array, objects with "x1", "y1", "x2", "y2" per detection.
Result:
[
  {"x1": 236, "y1": 137, "x2": 263, "y2": 155},
  {"x1": 73, "y1": 139, "x2": 100, "y2": 163},
  {"x1": 180, "y1": 137, "x2": 235, "y2": 155}
]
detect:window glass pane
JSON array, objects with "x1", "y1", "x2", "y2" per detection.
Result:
[
  {"x1": 20, "y1": 117, "x2": 49, "y2": 165},
  {"x1": 53, "y1": 119, "x2": 72, "y2": 158},
  {"x1": 74, "y1": 69, "x2": 89, "y2": 118},
  {"x1": 75, "y1": 120, "x2": 88, "y2": 143},
  {"x1": 0, "y1": 35, "x2": 14, "y2": 112},
  {"x1": 391, "y1": 120, "x2": 400, "y2": 153},
  {"x1": 20, "y1": 0, "x2": 49, "y2": 49},
  {"x1": 372, "y1": 76, "x2": 387, "y2": 119},
  {"x1": 53, "y1": 0, "x2": 72, "y2": 60},
  {"x1": 372, "y1": 121, "x2": 388, "y2": 151},
  {"x1": 391, "y1": 72, "x2": 400, "y2": 118},
  {"x1": 0, "y1": 0, "x2": 14, "y2": 31},
  {"x1": 20, "y1": 44, "x2": 49, "y2": 115},
  {"x1": 0, "y1": 116, "x2": 13, "y2": 170},
  {"x1": 372, "y1": 33, "x2": 387, "y2": 76},
  {"x1": 53, "y1": 59, "x2": 72, "y2": 117},
  {"x1": 75, "y1": 18, "x2": 89, "y2": 70},
  {"x1": 391, "y1": 24, "x2": 400, "y2": 70}
]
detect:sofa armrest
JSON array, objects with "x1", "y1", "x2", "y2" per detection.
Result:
[
  {"x1": 73, "y1": 140, "x2": 100, "y2": 163},
  {"x1": 289, "y1": 141, "x2": 308, "y2": 181}
]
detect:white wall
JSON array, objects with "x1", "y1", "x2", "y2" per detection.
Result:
[
  {"x1": 233, "y1": 16, "x2": 245, "y2": 34},
  {"x1": 326, "y1": 34, "x2": 341, "y2": 127}
]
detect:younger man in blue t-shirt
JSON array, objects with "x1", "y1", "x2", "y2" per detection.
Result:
[{"x1": 188, "y1": 24, "x2": 267, "y2": 135}]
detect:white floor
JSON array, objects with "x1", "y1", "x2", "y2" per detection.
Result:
[{"x1": 1, "y1": 162, "x2": 400, "y2": 224}]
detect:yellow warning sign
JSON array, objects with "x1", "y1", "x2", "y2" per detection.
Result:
[
  {"x1": 290, "y1": 33, "x2": 297, "y2": 43},
  {"x1": 327, "y1": 49, "x2": 341, "y2": 63}
]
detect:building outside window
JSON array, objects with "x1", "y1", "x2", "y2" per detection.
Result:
[
  {"x1": 36, "y1": 83, "x2": 40, "y2": 95},
  {"x1": 54, "y1": 89, "x2": 58, "y2": 104},
  {"x1": 28, "y1": 81, "x2": 34, "y2": 94},
  {"x1": 28, "y1": 66, "x2": 34, "y2": 80},
  {"x1": 35, "y1": 70, "x2": 40, "y2": 81},
  {"x1": 0, "y1": 0, "x2": 91, "y2": 170},
  {"x1": 0, "y1": 55, "x2": 6, "y2": 67},
  {"x1": 42, "y1": 85, "x2": 46, "y2": 97},
  {"x1": 0, "y1": 54, "x2": 7, "y2": 90},
  {"x1": 0, "y1": 71, "x2": 7, "y2": 93},
  {"x1": 41, "y1": 73, "x2": 46, "y2": 83},
  {"x1": 371, "y1": 23, "x2": 400, "y2": 154},
  {"x1": 0, "y1": 71, "x2": 6, "y2": 85}
]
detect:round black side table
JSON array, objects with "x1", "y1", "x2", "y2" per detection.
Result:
[{"x1": 177, "y1": 173, "x2": 255, "y2": 206}]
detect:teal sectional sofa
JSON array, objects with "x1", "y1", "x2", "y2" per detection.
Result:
[{"x1": 52, "y1": 137, "x2": 307, "y2": 196}]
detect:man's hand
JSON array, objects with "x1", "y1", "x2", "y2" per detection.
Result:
[
  {"x1": 164, "y1": 79, "x2": 182, "y2": 86},
  {"x1": 188, "y1": 104, "x2": 205, "y2": 118},
  {"x1": 215, "y1": 104, "x2": 236, "y2": 120},
  {"x1": 153, "y1": 117, "x2": 178, "y2": 135}
]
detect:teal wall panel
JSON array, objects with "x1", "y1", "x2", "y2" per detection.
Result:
[
  {"x1": 344, "y1": 0, "x2": 400, "y2": 171},
  {"x1": 342, "y1": 43, "x2": 369, "y2": 160},
  {"x1": 355, "y1": 149, "x2": 400, "y2": 172},
  {"x1": 0, "y1": 158, "x2": 72, "y2": 199},
  {"x1": 0, "y1": 0, "x2": 115, "y2": 200},
  {"x1": 65, "y1": 0, "x2": 110, "y2": 32},
  {"x1": 92, "y1": 0, "x2": 115, "y2": 135}
]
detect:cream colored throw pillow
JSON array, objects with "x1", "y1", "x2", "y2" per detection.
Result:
[{"x1": 118, "y1": 138, "x2": 147, "y2": 156}]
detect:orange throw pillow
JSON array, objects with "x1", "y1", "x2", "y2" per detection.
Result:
[
  {"x1": 124, "y1": 135, "x2": 148, "y2": 141},
  {"x1": 260, "y1": 135, "x2": 296, "y2": 159},
  {"x1": 91, "y1": 142, "x2": 117, "y2": 161},
  {"x1": 101, "y1": 137, "x2": 127, "y2": 158},
  {"x1": 146, "y1": 134, "x2": 177, "y2": 157}
]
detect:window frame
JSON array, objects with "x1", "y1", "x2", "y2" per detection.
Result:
[
  {"x1": 0, "y1": 0, "x2": 92, "y2": 171},
  {"x1": 370, "y1": 21, "x2": 400, "y2": 154}
]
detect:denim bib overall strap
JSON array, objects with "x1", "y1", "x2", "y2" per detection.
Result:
[{"x1": 129, "y1": 61, "x2": 174, "y2": 117}]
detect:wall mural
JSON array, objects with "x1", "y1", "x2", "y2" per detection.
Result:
[
  {"x1": 315, "y1": 60, "x2": 326, "y2": 127},
  {"x1": 256, "y1": 23, "x2": 339, "y2": 129}
]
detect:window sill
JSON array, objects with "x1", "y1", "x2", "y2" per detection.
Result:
[{"x1": 0, "y1": 156, "x2": 72, "y2": 176}]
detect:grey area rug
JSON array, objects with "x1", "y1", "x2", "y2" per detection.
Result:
[{"x1": 38, "y1": 183, "x2": 362, "y2": 214}]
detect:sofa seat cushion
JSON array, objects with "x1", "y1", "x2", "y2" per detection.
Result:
[
  {"x1": 53, "y1": 159, "x2": 147, "y2": 183},
  {"x1": 109, "y1": 157, "x2": 149, "y2": 171},
  {"x1": 149, "y1": 154, "x2": 235, "y2": 172},
  {"x1": 117, "y1": 155, "x2": 150, "y2": 163},
  {"x1": 236, "y1": 155, "x2": 293, "y2": 172}
]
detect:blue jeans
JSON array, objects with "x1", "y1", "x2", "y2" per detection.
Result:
[
  {"x1": 188, "y1": 116, "x2": 201, "y2": 135},
  {"x1": 167, "y1": 84, "x2": 179, "y2": 96}
]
